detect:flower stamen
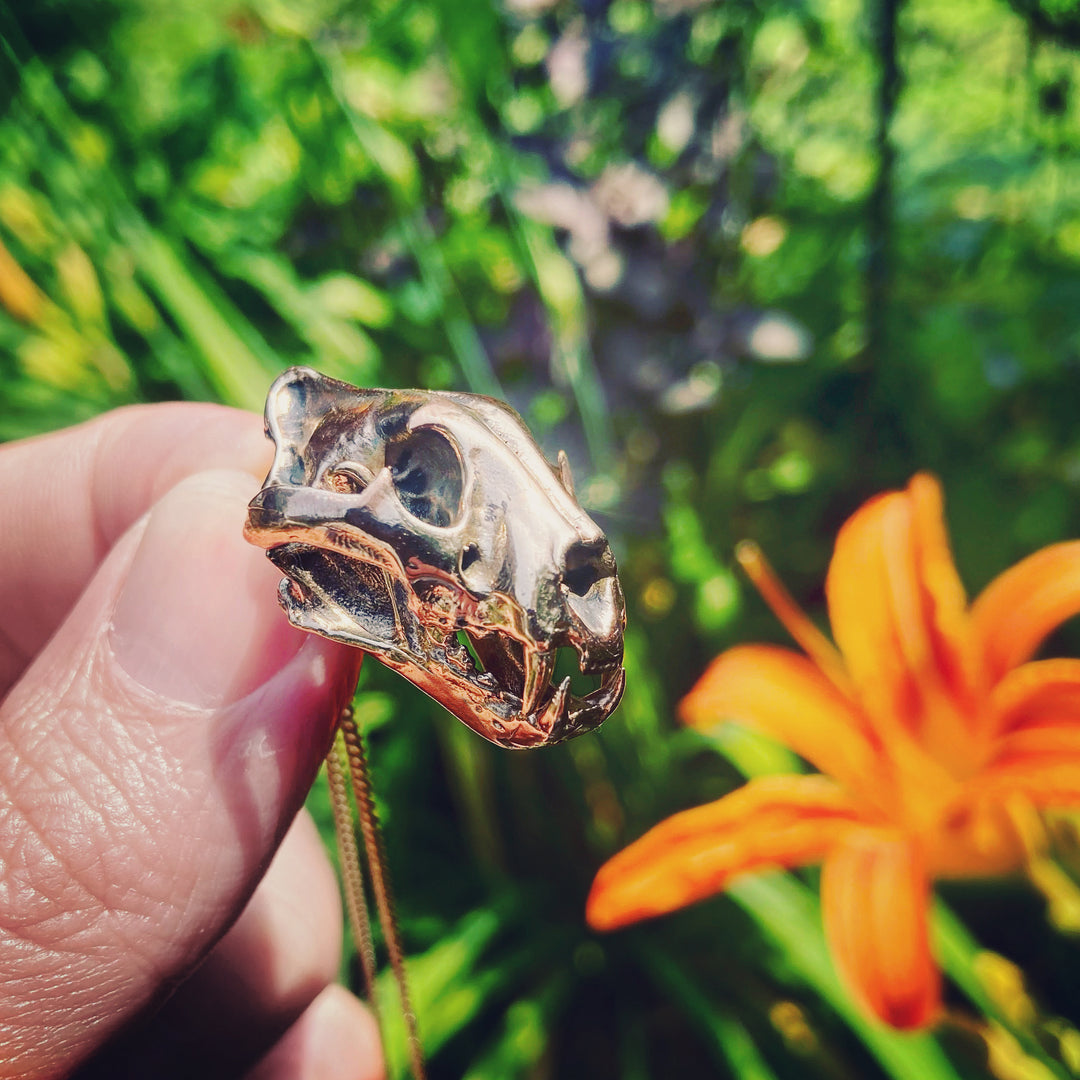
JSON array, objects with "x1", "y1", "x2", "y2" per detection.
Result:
[
  {"x1": 736, "y1": 540, "x2": 852, "y2": 694},
  {"x1": 1003, "y1": 796, "x2": 1080, "y2": 932}
]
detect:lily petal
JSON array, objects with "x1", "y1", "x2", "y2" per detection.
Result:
[
  {"x1": 994, "y1": 726, "x2": 1080, "y2": 760},
  {"x1": 826, "y1": 475, "x2": 972, "y2": 741},
  {"x1": 989, "y1": 659, "x2": 1080, "y2": 735},
  {"x1": 970, "y1": 755, "x2": 1080, "y2": 808},
  {"x1": 972, "y1": 541, "x2": 1080, "y2": 686},
  {"x1": 680, "y1": 644, "x2": 880, "y2": 794},
  {"x1": 587, "y1": 776, "x2": 864, "y2": 932},
  {"x1": 908, "y1": 474, "x2": 973, "y2": 688},
  {"x1": 821, "y1": 828, "x2": 940, "y2": 1030}
]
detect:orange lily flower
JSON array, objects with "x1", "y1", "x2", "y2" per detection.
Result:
[{"x1": 588, "y1": 474, "x2": 1080, "y2": 1030}]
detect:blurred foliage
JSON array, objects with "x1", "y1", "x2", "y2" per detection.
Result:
[{"x1": 4, "y1": 0, "x2": 1080, "y2": 1076}]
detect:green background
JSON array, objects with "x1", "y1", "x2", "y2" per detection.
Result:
[{"x1": 4, "y1": 0, "x2": 1080, "y2": 1075}]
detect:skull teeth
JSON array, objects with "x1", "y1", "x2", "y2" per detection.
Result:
[
  {"x1": 536, "y1": 675, "x2": 572, "y2": 733},
  {"x1": 443, "y1": 633, "x2": 473, "y2": 673},
  {"x1": 522, "y1": 648, "x2": 556, "y2": 716},
  {"x1": 440, "y1": 625, "x2": 620, "y2": 741}
]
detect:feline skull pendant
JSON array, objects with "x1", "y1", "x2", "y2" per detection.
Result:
[{"x1": 244, "y1": 367, "x2": 626, "y2": 748}]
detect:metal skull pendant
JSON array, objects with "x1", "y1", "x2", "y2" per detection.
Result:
[{"x1": 244, "y1": 367, "x2": 626, "y2": 748}]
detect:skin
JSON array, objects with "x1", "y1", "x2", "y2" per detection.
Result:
[{"x1": 0, "y1": 403, "x2": 385, "y2": 1079}]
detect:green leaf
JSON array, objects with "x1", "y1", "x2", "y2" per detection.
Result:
[{"x1": 731, "y1": 875, "x2": 961, "y2": 1080}]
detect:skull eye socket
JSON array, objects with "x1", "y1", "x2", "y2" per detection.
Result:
[
  {"x1": 385, "y1": 427, "x2": 464, "y2": 528},
  {"x1": 325, "y1": 465, "x2": 369, "y2": 494}
]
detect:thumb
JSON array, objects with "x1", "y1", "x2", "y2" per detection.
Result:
[{"x1": 0, "y1": 469, "x2": 361, "y2": 1080}]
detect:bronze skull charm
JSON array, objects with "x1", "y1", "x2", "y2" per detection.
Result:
[{"x1": 244, "y1": 367, "x2": 626, "y2": 748}]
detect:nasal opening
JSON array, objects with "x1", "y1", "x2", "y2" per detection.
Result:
[{"x1": 561, "y1": 540, "x2": 610, "y2": 597}]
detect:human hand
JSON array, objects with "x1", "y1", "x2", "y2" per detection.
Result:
[{"x1": 0, "y1": 403, "x2": 384, "y2": 1079}]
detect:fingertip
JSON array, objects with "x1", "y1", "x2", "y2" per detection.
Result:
[
  {"x1": 0, "y1": 403, "x2": 274, "y2": 690},
  {"x1": 110, "y1": 468, "x2": 304, "y2": 708},
  {"x1": 244, "y1": 985, "x2": 385, "y2": 1080},
  {"x1": 313, "y1": 987, "x2": 386, "y2": 1080},
  {"x1": 94, "y1": 401, "x2": 273, "y2": 491}
]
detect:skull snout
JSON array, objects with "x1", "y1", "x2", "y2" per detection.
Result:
[
  {"x1": 524, "y1": 535, "x2": 624, "y2": 674},
  {"x1": 245, "y1": 484, "x2": 345, "y2": 541},
  {"x1": 245, "y1": 485, "x2": 290, "y2": 537}
]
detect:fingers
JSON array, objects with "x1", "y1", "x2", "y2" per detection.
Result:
[
  {"x1": 0, "y1": 469, "x2": 361, "y2": 1079},
  {"x1": 0, "y1": 402, "x2": 270, "y2": 694},
  {"x1": 245, "y1": 986, "x2": 385, "y2": 1080},
  {"x1": 73, "y1": 811, "x2": 368, "y2": 1080},
  {"x1": 168, "y1": 810, "x2": 345, "y2": 1064}
]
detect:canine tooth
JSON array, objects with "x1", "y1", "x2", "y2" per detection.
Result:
[
  {"x1": 536, "y1": 676, "x2": 571, "y2": 735},
  {"x1": 552, "y1": 676, "x2": 571, "y2": 713},
  {"x1": 522, "y1": 648, "x2": 555, "y2": 715}
]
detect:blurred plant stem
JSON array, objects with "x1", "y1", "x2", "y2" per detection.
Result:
[
  {"x1": 866, "y1": 0, "x2": 901, "y2": 368},
  {"x1": 0, "y1": 36, "x2": 273, "y2": 410},
  {"x1": 312, "y1": 41, "x2": 502, "y2": 401},
  {"x1": 934, "y1": 902, "x2": 1073, "y2": 1079},
  {"x1": 504, "y1": 205, "x2": 616, "y2": 472},
  {"x1": 636, "y1": 943, "x2": 781, "y2": 1080},
  {"x1": 121, "y1": 223, "x2": 271, "y2": 411}
]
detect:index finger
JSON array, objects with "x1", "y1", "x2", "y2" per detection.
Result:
[{"x1": 0, "y1": 402, "x2": 271, "y2": 695}]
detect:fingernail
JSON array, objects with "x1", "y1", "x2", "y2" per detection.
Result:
[{"x1": 112, "y1": 469, "x2": 303, "y2": 708}]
